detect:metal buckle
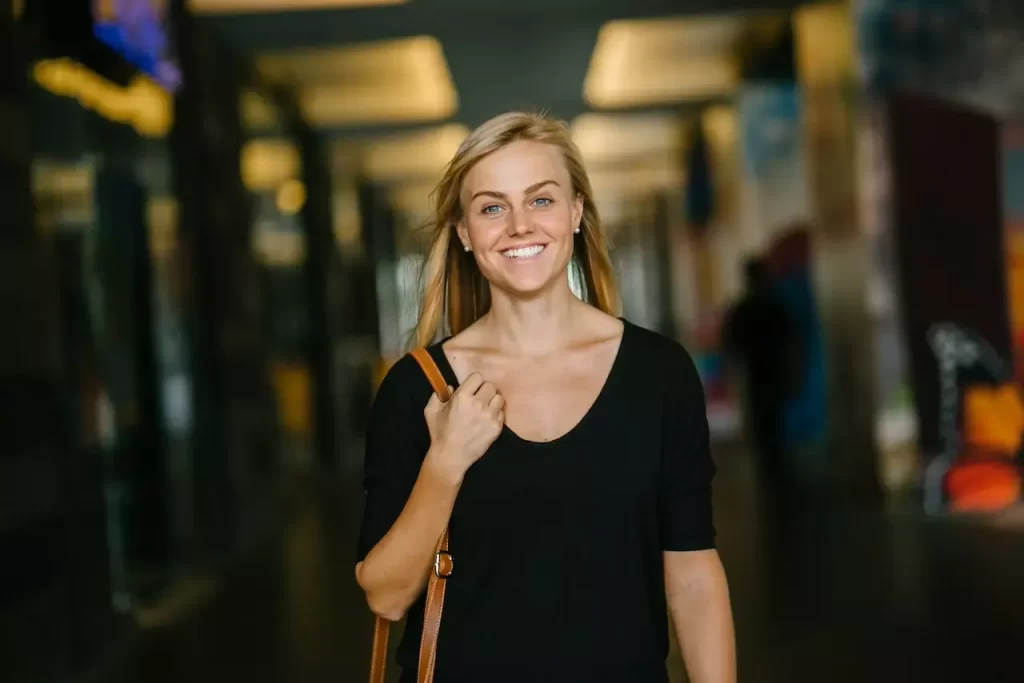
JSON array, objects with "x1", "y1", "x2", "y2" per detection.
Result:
[{"x1": 434, "y1": 550, "x2": 453, "y2": 578}]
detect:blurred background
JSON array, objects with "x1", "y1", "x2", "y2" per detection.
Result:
[{"x1": 4, "y1": 0, "x2": 1024, "y2": 681}]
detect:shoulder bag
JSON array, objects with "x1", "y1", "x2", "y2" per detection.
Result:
[{"x1": 368, "y1": 347, "x2": 453, "y2": 683}]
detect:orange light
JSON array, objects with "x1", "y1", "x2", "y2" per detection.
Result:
[{"x1": 32, "y1": 59, "x2": 173, "y2": 138}]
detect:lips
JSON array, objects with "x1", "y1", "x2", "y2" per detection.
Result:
[{"x1": 501, "y1": 244, "x2": 546, "y2": 260}]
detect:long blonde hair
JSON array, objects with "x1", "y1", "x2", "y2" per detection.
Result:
[{"x1": 412, "y1": 111, "x2": 619, "y2": 348}]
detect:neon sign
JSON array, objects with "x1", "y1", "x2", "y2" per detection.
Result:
[{"x1": 93, "y1": 0, "x2": 181, "y2": 92}]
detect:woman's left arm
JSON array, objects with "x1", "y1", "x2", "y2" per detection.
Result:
[
  {"x1": 658, "y1": 345, "x2": 736, "y2": 682},
  {"x1": 664, "y1": 549, "x2": 736, "y2": 683}
]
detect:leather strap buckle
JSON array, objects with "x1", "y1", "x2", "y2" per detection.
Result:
[{"x1": 434, "y1": 550, "x2": 453, "y2": 579}]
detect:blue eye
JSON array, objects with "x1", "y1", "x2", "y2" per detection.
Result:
[
  {"x1": 533, "y1": 197, "x2": 552, "y2": 207},
  {"x1": 482, "y1": 205, "x2": 502, "y2": 215}
]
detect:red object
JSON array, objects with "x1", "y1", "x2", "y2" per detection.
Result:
[{"x1": 945, "y1": 459, "x2": 1023, "y2": 512}]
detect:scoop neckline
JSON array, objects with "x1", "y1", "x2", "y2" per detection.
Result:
[{"x1": 431, "y1": 318, "x2": 630, "y2": 448}]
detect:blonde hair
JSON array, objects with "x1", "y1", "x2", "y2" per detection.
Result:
[{"x1": 412, "y1": 111, "x2": 619, "y2": 348}]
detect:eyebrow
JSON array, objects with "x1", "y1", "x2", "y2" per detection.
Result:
[{"x1": 470, "y1": 179, "x2": 560, "y2": 202}]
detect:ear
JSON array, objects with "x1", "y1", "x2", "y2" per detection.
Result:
[
  {"x1": 455, "y1": 220, "x2": 470, "y2": 251},
  {"x1": 572, "y1": 194, "x2": 584, "y2": 231}
]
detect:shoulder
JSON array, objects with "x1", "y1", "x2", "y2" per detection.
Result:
[
  {"x1": 622, "y1": 320, "x2": 699, "y2": 373},
  {"x1": 372, "y1": 352, "x2": 437, "y2": 415},
  {"x1": 621, "y1": 320, "x2": 704, "y2": 395}
]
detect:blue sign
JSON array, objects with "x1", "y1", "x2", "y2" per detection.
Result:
[{"x1": 94, "y1": 1, "x2": 181, "y2": 91}]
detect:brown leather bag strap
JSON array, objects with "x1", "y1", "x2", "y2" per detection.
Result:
[
  {"x1": 410, "y1": 348, "x2": 452, "y2": 402},
  {"x1": 417, "y1": 527, "x2": 451, "y2": 683},
  {"x1": 369, "y1": 348, "x2": 453, "y2": 683},
  {"x1": 369, "y1": 616, "x2": 389, "y2": 683}
]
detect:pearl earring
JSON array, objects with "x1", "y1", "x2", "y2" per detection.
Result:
[
  {"x1": 574, "y1": 226, "x2": 581, "y2": 234},
  {"x1": 464, "y1": 244, "x2": 471, "y2": 252}
]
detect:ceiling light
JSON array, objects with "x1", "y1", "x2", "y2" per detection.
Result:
[
  {"x1": 571, "y1": 113, "x2": 688, "y2": 166},
  {"x1": 584, "y1": 16, "x2": 745, "y2": 109},
  {"x1": 256, "y1": 36, "x2": 457, "y2": 127},
  {"x1": 276, "y1": 179, "x2": 307, "y2": 215},
  {"x1": 240, "y1": 139, "x2": 301, "y2": 190},
  {"x1": 356, "y1": 124, "x2": 469, "y2": 181}
]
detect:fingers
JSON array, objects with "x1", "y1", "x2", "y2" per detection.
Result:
[
  {"x1": 458, "y1": 372, "x2": 484, "y2": 395},
  {"x1": 475, "y1": 381, "x2": 497, "y2": 404},
  {"x1": 488, "y1": 393, "x2": 505, "y2": 416},
  {"x1": 424, "y1": 391, "x2": 443, "y2": 416},
  {"x1": 453, "y1": 373, "x2": 503, "y2": 418}
]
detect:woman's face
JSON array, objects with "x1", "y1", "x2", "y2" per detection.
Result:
[{"x1": 457, "y1": 139, "x2": 583, "y2": 299}]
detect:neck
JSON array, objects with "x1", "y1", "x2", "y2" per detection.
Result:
[{"x1": 481, "y1": 283, "x2": 581, "y2": 356}]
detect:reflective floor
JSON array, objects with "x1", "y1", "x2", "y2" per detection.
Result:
[{"x1": 137, "y1": 447, "x2": 1024, "y2": 683}]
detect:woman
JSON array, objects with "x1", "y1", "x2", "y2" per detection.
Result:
[{"x1": 355, "y1": 112, "x2": 735, "y2": 683}]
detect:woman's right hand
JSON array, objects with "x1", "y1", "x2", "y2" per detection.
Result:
[{"x1": 424, "y1": 373, "x2": 504, "y2": 481}]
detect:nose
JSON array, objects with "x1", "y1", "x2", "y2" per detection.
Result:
[{"x1": 506, "y1": 207, "x2": 531, "y2": 236}]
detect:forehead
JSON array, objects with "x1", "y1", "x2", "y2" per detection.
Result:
[{"x1": 461, "y1": 140, "x2": 571, "y2": 197}]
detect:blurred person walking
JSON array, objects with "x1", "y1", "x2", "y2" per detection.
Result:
[
  {"x1": 722, "y1": 257, "x2": 801, "y2": 484},
  {"x1": 356, "y1": 112, "x2": 735, "y2": 683}
]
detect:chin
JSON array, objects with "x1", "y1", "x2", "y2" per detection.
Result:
[{"x1": 495, "y1": 270, "x2": 567, "y2": 299}]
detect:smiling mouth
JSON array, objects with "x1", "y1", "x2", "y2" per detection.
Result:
[{"x1": 501, "y1": 244, "x2": 546, "y2": 260}]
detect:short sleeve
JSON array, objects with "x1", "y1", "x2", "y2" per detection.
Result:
[
  {"x1": 658, "y1": 349, "x2": 717, "y2": 551},
  {"x1": 355, "y1": 355, "x2": 432, "y2": 562}
]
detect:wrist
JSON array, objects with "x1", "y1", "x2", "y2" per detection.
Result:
[{"x1": 423, "y1": 446, "x2": 465, "y2": 488}]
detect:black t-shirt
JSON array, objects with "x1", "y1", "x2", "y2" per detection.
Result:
[{"x1": 356, "y1": 319, "x2": 716, "y2": 683}]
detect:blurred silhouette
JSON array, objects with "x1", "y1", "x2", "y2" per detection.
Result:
[{"x1": 722, "y1": 256, "x2": 801, "y2": 482}]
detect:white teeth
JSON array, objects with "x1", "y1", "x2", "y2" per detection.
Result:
[{"x1": 502, "y1": 245, "x2": 545, "y2": 259}]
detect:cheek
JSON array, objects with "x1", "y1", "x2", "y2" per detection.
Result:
[
  {"x1": 537, "y1": 209, "x2": 576, "y2": 237},
  {"x1": 465, "y1": 217, "x2": 504, "y2": 243}
]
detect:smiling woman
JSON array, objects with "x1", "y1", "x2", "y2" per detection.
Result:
[{"x1": 356, "y1": 111, "x2": 736, "y2": 683}]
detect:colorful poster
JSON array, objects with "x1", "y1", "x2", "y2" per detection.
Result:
[
  {"x1": 1004, "y1": 124, "x2": 1024, "y2": 384},
  {"x1": 737, "y1": 83, "x2": 811, "y2": 250},
  {"x1": 854, "y1": 0, "x2": 1024, "y2": 506}
]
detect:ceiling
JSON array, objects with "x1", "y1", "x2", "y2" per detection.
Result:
[
  {"x1": 202, "y1": 0, "x2": 801, "y2": 217},
  {"x1": 199, "y1": 0, "x2": 803, "y2": 133}
]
